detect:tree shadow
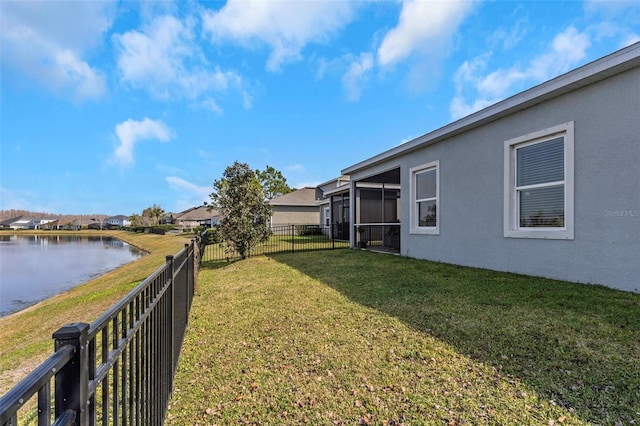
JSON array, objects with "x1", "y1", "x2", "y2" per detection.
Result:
[
  {"x1": 199, "y1": 259, "x2": 241, "y2": 270},
  {"x1": 269, "y1": 250, "x2": 640, "y2": 425}
]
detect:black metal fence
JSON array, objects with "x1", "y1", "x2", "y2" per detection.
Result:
[
  {"x1": 0, "y1": 239, "x2": 201, "y2": 426},
  {"x1": 201, "y1": 224, "x2": 350, "y2": 262}
]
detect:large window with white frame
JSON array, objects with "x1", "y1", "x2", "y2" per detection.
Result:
[
  {"x1": 410, "y1": 161, "x2": 439, "y2": 235},
  {"x1": 504, "y1": 121, "x2": 574, "y2": 239}
]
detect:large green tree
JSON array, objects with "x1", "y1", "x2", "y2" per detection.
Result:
[
  {"x1": 255, "y1": 165, "x2": 293, "y2": 200},
  {"x1": 210, "y1": 161, "x2": 272, "y2": 259}
]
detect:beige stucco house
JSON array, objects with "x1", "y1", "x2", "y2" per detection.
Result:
[{"x1": 269, "y1": 188, "x2": 319, "y2": 227}]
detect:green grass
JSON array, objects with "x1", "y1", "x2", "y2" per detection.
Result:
[
  {"x1": 0, "y1": 231, "x2": 192, "y2": 395},
  {"x1": 168, "y1": 250, "x2": 640, "y2": 425}
]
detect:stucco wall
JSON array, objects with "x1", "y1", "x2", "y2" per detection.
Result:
[
  {"x1": 350, "y1": 68, "x2": 640, "y2": 292},
  {"x1": 270, "y1": 206, "x2": 320, "y2": 226}
]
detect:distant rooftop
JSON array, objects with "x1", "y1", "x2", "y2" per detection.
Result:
[{"x1": 269, "y1": 188, "x2": 317, "y2": 206}]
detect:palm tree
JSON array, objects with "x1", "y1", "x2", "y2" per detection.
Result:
[
  {"x1": 145, "y1": 204, "x2": 165, "y2": 226},
  {"x1": 129, "y1": 213, "x2": 142, "y2": 227}
]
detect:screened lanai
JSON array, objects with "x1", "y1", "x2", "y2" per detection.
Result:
[{"x1": 353, "y1": 168, "x2": 401, "y2": 253}]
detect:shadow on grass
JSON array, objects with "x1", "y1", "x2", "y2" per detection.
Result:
[
  {"x1": 199, "y1": 259, "x2": 240, "y2": 270},
  {"x1": 269, "y1": 250, "x2": 640, "y2": 425}
]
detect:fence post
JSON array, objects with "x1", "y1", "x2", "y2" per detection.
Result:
[
  {"x1": 184, "y1": 243, "x2": 191, "y2": 315},
  {"x1": 332, "y1": 224, "x2": 335, "y2": 250},
  {"x1": 53, "y1": 322, "x2": 89, "y2": 426},
  {"x1": 166, "y1": 254, "x2": 175, "y2": 374},
  {"x1": 291, "y1": 225, "x2": 295, "y2": 253}
]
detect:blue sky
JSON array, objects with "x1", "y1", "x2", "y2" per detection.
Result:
[{"x1": 1, "y1": 0, "x2": 638, "y2": 215}]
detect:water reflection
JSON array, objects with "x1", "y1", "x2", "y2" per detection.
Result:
[{"x1": 0, "y1": 235, "x2": 145, "y2": 317}]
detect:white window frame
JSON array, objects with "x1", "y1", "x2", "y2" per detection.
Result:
[
  {"x1": 503, "y1": 121, "x2": 574, "y2": 240},
  {"x1": 410, "y1": 161, "x2": 440, "y2": 235}
]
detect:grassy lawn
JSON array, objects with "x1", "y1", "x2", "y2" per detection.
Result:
[
  {"x1": 168, "y1": 250, "x2": 639, "y2": 425},
  {"x1": 0, "y1": 230, "x2": 192, "y2": 395}
]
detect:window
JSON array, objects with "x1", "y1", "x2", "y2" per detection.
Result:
[
  {"x1": 504, "y1": 122, "x2": 574, "y2": 239},
  {"x1": 410, "y1": 161, "x2": 439, "y2": 235}
]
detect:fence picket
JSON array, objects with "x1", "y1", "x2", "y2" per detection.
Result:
[
  {"x1": 201, "y1": 224, "x2": 349, "y2": 263},
  {"x1": 0, "y1": 239, "x2": 201, "y2": 426}
]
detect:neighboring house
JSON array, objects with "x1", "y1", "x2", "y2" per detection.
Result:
[
  {"x1": 56, "y1": 217, "x2": 97, "y2": 231},
  {"x1": 0, "y1": 216, "x2": 102, "y2": 230},
  {"x1": 340, "y1": 42, "x2": 640, "y2": 293},
  {"x1": 269, "y1": 188, "x2": 320, "y2": 227},
  {"x1": 104, "y1": 215, "x2": 132, "y2": 228},
  {"x1": 316, "y1": 176, "x2": 351, "y2": 240},
  {"x1": 0, "y1": 216, "x2": 55, "y2": 230},
  {"x1": 64, "y1": 218, "x2": 101, "y2": 230},
  {"x1": 160, "y1": 213, "x2": 174, "y2": 225},
  {"x1": 27, "y1": 219, "x2": 57, "y2": 229},
  {"x1": 0, "y1": 216, "x2": 31, "y2": 229},
  {"x1": 173, "y1": 206, "x2": 221, "y2": 229}
]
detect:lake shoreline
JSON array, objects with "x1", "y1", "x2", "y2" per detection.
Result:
[
  {"x1": 0, "y1": 233, "x2": 146, "y2": 318},
  {"x1": 0, "y1": 231, "x2": 192, "y2": 395}
]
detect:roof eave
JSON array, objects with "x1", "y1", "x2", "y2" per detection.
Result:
[{"x1": 342, "y1": 42, "x2": 640, "y2": 175}]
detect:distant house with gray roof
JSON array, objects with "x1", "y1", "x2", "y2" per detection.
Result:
[
  {"x1": 268, "y1": 187, "x2": 319, "y2": 227},
  {"x1": 173, "y1": 206, "x2": 222, "y2": 229},
  {"x1": 0, "y1": 216, "x2": 56, "y2": 230},
  {"x1": 104, "y1": 215, "x2": 131, "y2": 229}
]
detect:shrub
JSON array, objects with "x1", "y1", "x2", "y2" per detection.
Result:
[
  {"x1": 296, "y1": 225, "x2": 323, "y2": 236},
  {"x1": 202, "y1": 227, "x2": 223, "y2": 245}
]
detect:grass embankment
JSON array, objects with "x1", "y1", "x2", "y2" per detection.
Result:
[
  {"x1": 0, "y1": 231, "x2": 191, "y2": 395},
  {"x1": 168, "y1": 250, "x2": 639, "y2": 425}
]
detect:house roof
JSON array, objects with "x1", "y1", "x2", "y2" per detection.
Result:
[
  {"x1": 269, "y1": 188, "x2": 317, "y2": 206},
  {"x1": 174, "y1": 206, "x2": 220, "y2": 220},
  {"x1": 106, "y1": 215, "x2": 129, "y2": 220},
  {"x1": 0, "y1": 216, "x2": 28, "y2": 226},
  {"x1": 343, "y1": 42, "x2": 640, "y2": 175}
]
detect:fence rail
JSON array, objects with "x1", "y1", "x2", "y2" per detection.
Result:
[
  {"x1": 0, "y1": 239, "x2": 201, "y2": 426},
  {"x1": 201, "y1": 224, "x2": 350, "y2": 262}
]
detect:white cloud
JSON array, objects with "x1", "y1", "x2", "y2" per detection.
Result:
[
  {"x1": 342, "y1": 53, "x2": 374, "y2": 102},
  {"x1": 165, "y1": 176, "x2": 211, "y2": 203},
  {"x1": 202, "y1": 0, "x2": 357, "y2": 72},
  {"x1": 450, "y1": 26, "x2": 591, "y2": 120},
  {"x1": 0, "y1": 1, "x2": 114, "y2": 101},
  {"x1": 377, "y1": 0, "x2": 474, "y2": 67},
  {"x1": 487, "y1": 19, "x2": 529, "y2": 50},
  {"x1": 113, "y1": 14, "x2": 246, "y2": 103},
  {"x1": 585, "y1": 0, "x2": 640, "y2": 13},
  {"x1": 113, "y1": 118, "x2": 175, "y2": 166},
  {"x1": 201, "y1": 98, "x2": 224, "y2": 115}
]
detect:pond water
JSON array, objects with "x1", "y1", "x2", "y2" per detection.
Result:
[{"x1": 0, "y1": 235, "x2": 146, "y2": 318}]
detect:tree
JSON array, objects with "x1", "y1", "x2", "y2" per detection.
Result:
[
  {"x1": 255, "y1": 165, "x2": 293, "y2": 200},
  {"x1": 210, "y1": 161, "x2": 272, "y2": 259},
  {"x1": 142, "y1": 204, "x2": 164, "y2": 226},
  {"x1": 129, "y1": 213, "x2": 143, "y2": 227}
]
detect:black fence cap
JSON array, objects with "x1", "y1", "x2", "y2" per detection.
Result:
[{"x1": 52, "y1": 322, "x2": 90, "y2": 339}]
